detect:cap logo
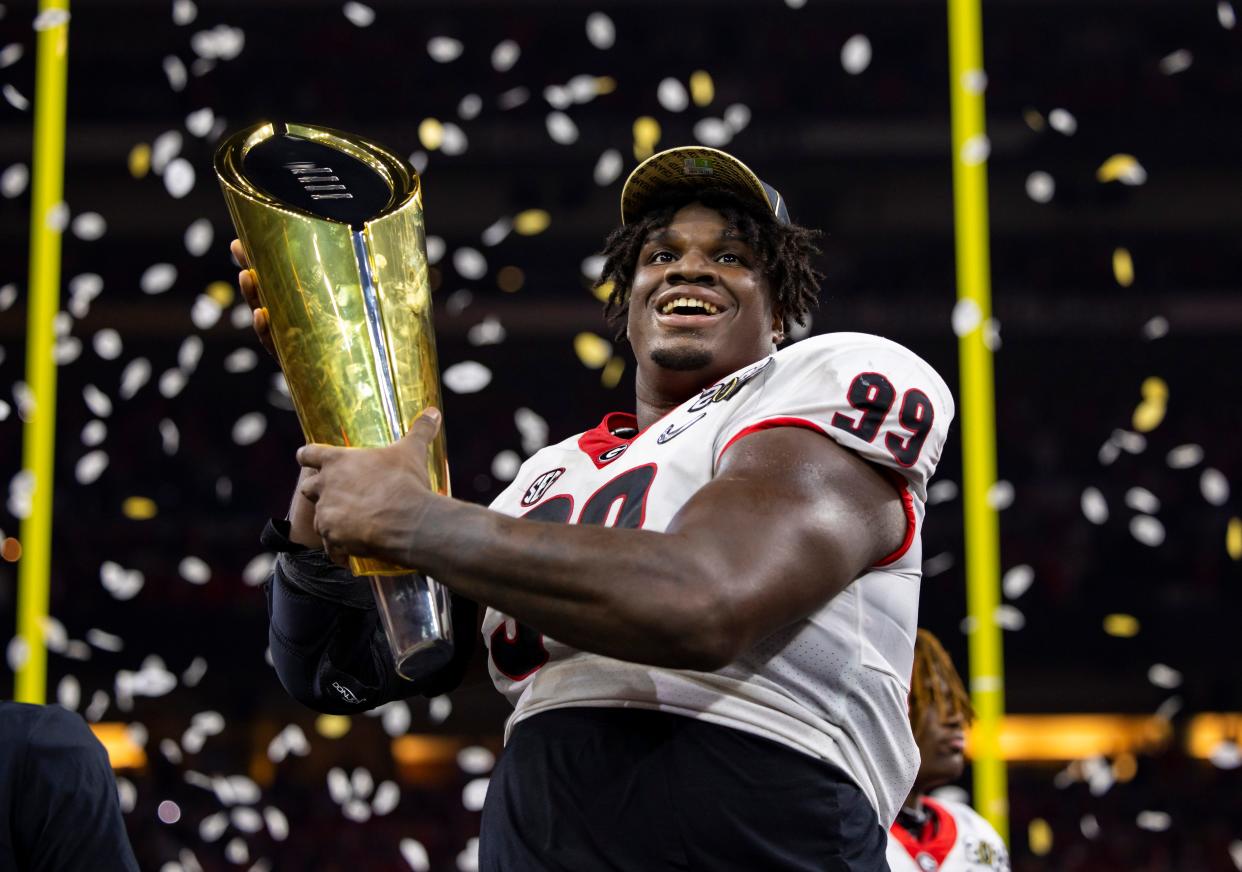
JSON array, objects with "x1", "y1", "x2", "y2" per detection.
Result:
[{"x1": 683, "y1": 157, "x2": 714, "y2": 176}]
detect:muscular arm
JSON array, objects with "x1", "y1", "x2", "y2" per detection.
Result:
[{"x1": 382, "y1": 426, "x2": 906, "y2": 670}]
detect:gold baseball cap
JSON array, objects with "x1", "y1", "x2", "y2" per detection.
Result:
[{"x1": 620, "y1": 146, "x2": 789, "y2": 225}]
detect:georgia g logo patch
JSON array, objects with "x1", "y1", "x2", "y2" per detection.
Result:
[{"x1": 520, "y1": 468, "x2": 566, "y2": 507}]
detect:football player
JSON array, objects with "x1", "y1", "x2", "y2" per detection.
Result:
[
  {"x1": 236, "y1": 146, "x2": 955, "y2": 870},
  {"x1": 886, "y1": 630, "x2": 1010, "y2": 871}
]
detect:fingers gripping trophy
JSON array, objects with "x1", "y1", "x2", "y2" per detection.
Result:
[{"x1": 215, "y1": 122, "x2": 453, "y2": 680}]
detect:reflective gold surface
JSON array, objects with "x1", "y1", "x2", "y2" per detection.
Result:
[{"x1": 215, "y1": 122, "x2": 448, "y2": 576}]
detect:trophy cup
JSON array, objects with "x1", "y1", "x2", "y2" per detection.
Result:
[{"x1": 215, "y1": 121, "x2": 453, "y2": 681}]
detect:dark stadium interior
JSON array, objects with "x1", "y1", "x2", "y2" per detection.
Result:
[{"x1": 0, "y1": 0, "x2": 1238, "y2": 869}]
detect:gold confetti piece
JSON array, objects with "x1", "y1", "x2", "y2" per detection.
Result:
[
  {"x1": 574, "y1": 332, "x2": 612, "y2": 369},
  {"x1": 1096, "y1": 154, "x2": 1144, "y2": 184},
  {"x1": 1227, "y1": 518, "x2": 1241, "y2": 560},
  {"x1": 601, "y1": 356, "x2": 625, "y2": 389},
  {"x1": 315, "y1": 714, "x2": 351, "y2": 739},
  {"x1": 1022, "y1": 108, "x2": 1045, "y2": 131},
  {"x1": 122, "y1": 496, "x2": 157, "y2": 520},
  {"x1": 497, "y1": 265, "x2": 524, "y2": 293},
  {"x1": 1028, "y1": 818, "x2": 1053, "y2": 856},
  {"x1": 206, "y1": 280, "x2": 234, "y2": 308},
  {"x1": 1, "y1": 537, "x2": 21, "y2": 562},
  {"x1": 1112, "y1": 752, "x2": 1138, "y2": 782},
  {"x1": 592, "y1": 279, "x2": 614, "y2": 303},
  {"x1": 633, "y1": 116, "x2": 661, "y2": 161},
  {"x1": 594, "y1": 76, "x2": 617, "y2": 95},
  {"x1": 1133, "y1": 401, "x2": 1165, "y2": 433},
  {"x1": 1112, "y1": 247, "x2": 1134, "y2": 287},
  {"x1": 128, "y1": 143, "x2": 151, "y2": 179},
  {"x1": 689, "y1": 70, "x2": 714, "y2": 107},
  {"x1": 1141, "y1": 376, "x2": 1168, "y2": 399},
  {"x1": 418, "y1": 118, "x2": 444, "y2": 151},
  {"x1": 1103, "y1": 613, "x2": 1140, "y2": 638},
  {"x1": 513, "y1": 209, "x2": 551, "y2": 236}
]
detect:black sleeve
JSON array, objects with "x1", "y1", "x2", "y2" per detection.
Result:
[
  {"x1": 13, "y1": 704, "x2": 140, "y2": 872},
  {"x1": 261, "y1": 519, "x2": 478, "y2": 714}
]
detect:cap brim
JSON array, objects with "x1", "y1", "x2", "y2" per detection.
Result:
[{"x1": 620, "y1": 146, "x2": 780, "y2": 225}]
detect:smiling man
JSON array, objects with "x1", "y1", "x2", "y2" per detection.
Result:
[{"x1": 244, "y1": 146, "x2": 955, "y2": 871}]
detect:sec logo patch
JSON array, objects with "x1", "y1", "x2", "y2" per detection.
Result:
[{"x1": 521, "y1": 468, "x2": 566, "y2": 507}]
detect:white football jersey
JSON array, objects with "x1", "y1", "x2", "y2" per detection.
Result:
[
  {"x1": 887, "y1": 798, "x2": 1010, "y2": 871},
  {"x1": 481, "y1": 332, "x2": 954, "y2": 825}
]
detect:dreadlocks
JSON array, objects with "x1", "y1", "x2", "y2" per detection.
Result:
[
  {"x1": 908, "y1": 629, "x2": 975, "y2": 740},
  {"x1": 593, "y1": 187, "x2": 825, "y2": 341}
]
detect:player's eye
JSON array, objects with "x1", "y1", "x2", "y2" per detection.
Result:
[
  {"x1": 647, "y1": 250, "x2": 676, "y2": 264},
  {"x1": 716, "y1": 252, "x2": 742, "y2": 265}
]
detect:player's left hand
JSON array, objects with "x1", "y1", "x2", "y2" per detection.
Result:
[{"x1": 296, "y1": 408, "x2": 442, "y2": 568}]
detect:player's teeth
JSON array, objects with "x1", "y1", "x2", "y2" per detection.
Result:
[{"x1": 660, "y1": 297, "x2": 719, "y2": 314}]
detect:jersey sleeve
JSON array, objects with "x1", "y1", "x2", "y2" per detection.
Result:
[{"x1": 714, "y1": 334, "x2": 955, "y2": 502}]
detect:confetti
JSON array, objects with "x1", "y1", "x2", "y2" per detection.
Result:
[
  {"x1": 453, "y1": 247, "x2": 487, "y2": 280},
  {"x1": 128, "y1": 143, "x2": 151, "y2": 179},
  {"x1": 490, "y1": 39, "x2": 519, "y2": 72},
  {"x1": 100, "y1": 561, "x2": 144, "y2": 600},
  {"x1": 441, "y1": 123, "x2": 468, "y2": 156},
  {"x1": 462, "y1": 778, "x2": 489, "y2": 812},
  {"x1": 497, "y1": 87, "x2": 529, "y2": 110},
  {"x1": 693, "y1": 118, "x2": 731, "y2": 147},
  {"x1": 1125, "y1": 487, "x2": 1161, "y2": 514},
  {"x1": 342, "y1": 1, "x2": 373, "y2": 26},
  {"x1": 723, "y1": 103, "x2": 752, "y2": 134},
  {"x1": 427, "y1": 36, "x2": 464, "y2": 63},
  {"x1": 1228, "y1": 518, "x2": 1241, "y2": 561},
  {"x1": 224, "y1": 838, "x2": 248, "y2": 865},
  {"x1": 1, "y1": 163, "x2": 28, "y2": 197},
  {"x1": 242, "y1": 553, "x2": 275, "y2": 586},
  {"x1": 120, "y1": 358, "x2": 152, "y2": 399},
  {"x1": 633, "y1": 116, "x2": 661, "y2": 160},
  {"x1": 1166, "y1": 444, "x2": 1203, "y2": 469},
  {"x1": 75, "y1": 450, "x2": 109, "y2": 485},
  {"x1": 86, "y1": 628, "x2": 123, "y2": 652},
  {"x1": 162, "y1": 56, "x2": 187, "y2": 92},
  {"x1": 840, "y1": 35, "x2": 872, "y2": 75},
  {"x1": 1001, "y1": 564, "x2": 1034, "y2": 599},
  {"x1": 543, "y1": 85, "x2": 571, "y2": 110},
  {"x1": 457, "y1": 746, "x2": 496, "y2": 774},
  {"x1": 515, "y1": 408, "x2": 549, "y2": 454},
  {"x1": 1025, "y1": 171, "x2": 1055, "y2": 203},
  {"x1": 491, "y1": 451, "x2": 521, "y2": 481},
  {"x1": 601, "y1": 356, "x2": 625, "y2": 389},
  {"x1": 71, "y1": 212, "x2": 107, "y2": 240},
  {"x1": 1147, "y1": 663, "x2": 1182, "y2": 689},
  {"x1": 457, "y1": 837, "x2": 480, "y2": 872},
  {"x1": 159, "y1": 369, "x2": 187, "y2": 398},
  {"x1": 1048, "y1": 108, "x2": 1077, "y2": 135},
  {"x1": 986, "y1": 480, "x2": 1014, "y2": 510},
  {"x1": 159, "y1": 419, "x2": 180, "y2": 455},
  {"x1": 1210, "y1": 741, "x2": 1241, "y2": 769},
  {"x1": 1200, "y1": 468, "x2": 1229, "y2": 505},
  {"x1": 585, "y1": 12, "x2": 615, "y2": 49},
  {"x1": 199, "y1": 812, "x2": 227, "y2": 842},
  {"x1": 467, "y1": 317, "x2": 506, "y2": 347},
  {"x1": 546, "y1": 111, "x2": 579, "y2": 145},
  {"x1": 1081, "y1": 487, "x2": 1108, "y2": 524},
  {"x1": 172, "y1": 0, "x2": 197, "y2": 25},
  {"x1": 1130, "y1": 515, "x2": 1165, "y2": 547},
  {"x1": 1136, "y1": 811, "x2": 1171, "y2": 832},
  {"x1": 0, "y1": 283, "x2": 16, "y2": 309},
  {"x1": 1028, "y1": 818, "x2": 1052, "y2": 855},
  {"x1": 960, "y1": 134, "x2": 990, "y2": 166},
  {"x1": 232, "y1": 412, "x2": 267, "y2": 445},
  {"x1": 574, "y1": 332, "x2": 612, "y2": 369},
  {"x1": 230, "y1": 808, "x2": 262, "y2": 834},
  {"x1": 993, "y1": 604, "x2": 1025, "y2": 630},
  {"x1": 2, "y1": 84, "x2": 29, "y2": 111},
  {"x1": 657, "y1": 78, "x2": 689, "y2": 113},
  {"x1": 1158, "y1": 49, "x2": 1192, "y2": 75},
  {"x1": 140, "y1": 264, "x2": 177, "y2": 295},
  {"x1": 1103, "y1": 613, "x2": 1140, "y2": 638},
  {"x1": 1112, "y1": 247, "x2": 1134, "y2": 287},
  {"x1": 185, "y1": 107, "x2": 214, "y2": 137},
  {"x1": 429, "y1": 695, "x2": 452, "y2": 723},
  {"x1": 400, "y1": 839, "x2": 431, "y2": 872},
  {"x1": 480, "y1": 218, "x2": 512, "y2": 248},
  {"x1": 951, "y1": 299, "x2": 982, "y2": 336},
  {"x1": 418, "y1": 118, "x2": 444, "y2": 151},
  {"x1": 1221, "y1": 2, "x2": 1237, "y2": 29},
  {"x1": 263, "y1": 806, "x2": 289, "y2": 841},
  {"x1": 224, "y1": 348, "x2": 258, "y2": 373},
  {"x1": 458, "y1": 93, "x2": 482, "y2": 120},
  {"x1": 442, "y1": 361, "x2": 492, "y2": 394},
  {"x1": 514, "y1": 209, "x2": 550, "y2": 236},
  {"x1": 1096, "y1": 154, "x2": 1147, "y2": 185},
  {"x1": 689, "y1": 70, "x2": 714, "y2": 106},
  {"x1": 164, "y1": 158, "x2": 196, "y2": 198},
  {"x1": 178, "y1": 556, "x2": 211, "y2": 585},
  {"x1": 496, "y1": 266, "x2": 524, "y2": 293},
  {"x1": 191, "y1": 295, "x2": 223, "y2": 329},
  {"x1": 594, "y1": 149, "x2": 623, "y2": 186},
  {"x1": 785, "y1": 0, "x2": 807, "y2": 7},
  {"x1": 927, "y1": 480, "x2": 958, "y2": 505},
  {"x1": 81, "y1": 419, "x2": 107, "y2": 447},
  {"x1": 0, "y1": 44, "x2": 23, "y2": 69},
  {"x1": 83, "y1": 384, "x2": 113, "y2": 417}
]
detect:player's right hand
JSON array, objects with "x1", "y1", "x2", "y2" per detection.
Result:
[{"x1": 231, "y1": 238, "x2": 278, "y2": 359}]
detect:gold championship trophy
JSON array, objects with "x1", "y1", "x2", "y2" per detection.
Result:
[{"x1": 215, "y1": 121, "x2": 453, "y2": 681}]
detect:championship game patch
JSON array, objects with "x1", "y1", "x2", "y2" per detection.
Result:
[{"x1": 684, "y1": 157, "x2": 714, "y2": 176}]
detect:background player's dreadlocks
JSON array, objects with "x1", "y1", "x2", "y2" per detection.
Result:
[
  {"x1": 909, "y1": 629, "x2": 975, "y2": 739},
  {"x1": 594, "y1": 187, "x2": 825, "y2": 341}
]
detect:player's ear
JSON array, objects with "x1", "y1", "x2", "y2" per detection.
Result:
[{"x1": 771, "y1": 309, "x2": 785, "y2": 345}]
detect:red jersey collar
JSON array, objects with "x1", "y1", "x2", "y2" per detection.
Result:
[
  {"x1": 577, "y1": 412, "x2": 640, "y2": 469},
  {"x1": 889, "y1": 797, "x2": 958, "y2": 869}
]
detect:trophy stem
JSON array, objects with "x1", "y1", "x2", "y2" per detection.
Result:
[{"x1": 351, "y1": 230, "x2": 403, "y2": 443}]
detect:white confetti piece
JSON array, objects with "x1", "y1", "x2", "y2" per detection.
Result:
[
  {"x1": 53, "y1": 336, "x2": 81, "y2": 365},
  {"x1": 440, "y1": 122, "x2": 468, "y2": 156},
  {"x1": 224, "y1": 347, "x2": 258, "y2": 373},
  {"x1": 1114, "y1": 429, "x2": 1147, "y2": 454},
  {"x1": 490, "y1": 39, "x2": 519, "y2": 71},
  {"x1": 71, "y1": 212, "x2": 107, "y2": 240},
  {"x1": 160, "y1": 739, "x2": 183, "y2": 766},
  {"x1": 164, "y1": 158, "x2": 196, "y2": 198},
  {"x1": 962, "y1": 69, "x2": 988, "y2": 95},
  {"x1": 1221, "y1": 2, "x2": 1237, "y2": 29},
  {"x1": 1001, "y1": 564, "x2": 1034, "y2": 599},
  {"x1": 546, "y1": 111, "x2": 579, "y2": 145},
  {"x1": 1200, "y1": 468, "x2": 1229, "y2": 505},
  {"x1": 1210, "y1": 741, "x2": 1241, "y2": 769},
  {"x1": 458, "y1": 93, "x2": 482, "y2": 120},
  {"x1": 191, "y1": 294, "x2": 223, "y2": 329},
  {"x1": 199, "y1": 812, "x2": 227, "y2": 842},
  {"x1": 1048, "y1": 107, "x2": 1077, "y2": 135},
  {"x1": 723, "y1": 103, "x2": 752, "y2": 133},
  {"x1": 593, "y1": 149, "x2": 623, "y2": 186},
  {"x1": 986, "y1": 480, "x2": 1014, "y2": 510},
  {"x1": 515, "y1": 407, "x2": 549, "y2": 454},
  {"x1": 75, "y1": 450, "x2": 109, "y2": 485},
  {"x1": 190, "y1": 25, "x2": 245, "y2": 60},
  {"x1": 231, "y1": 303, "x2": 252, "y2": 328},
  {"x1": 172, "y1": 0, "x2": 197, "y2": 25},
  {"x1": 1166, "y1": 443, "x2": 1203, "y2": 469},
  {"x1": 179, "y1": 556, "x2": 211, "y2": 584},
  {"x1": 85, "y1": 690, "x2": 110, "y2": 722},
  {"x1": 1, "y1": 163, "x2": 28, "y2": 197},
  {"x1": 327, "y1": 767, "x2": 351, "y2": 804},
  {"x1": 159, "y1": 418, "x2": 180, "y2": 455},
  {"x1": 159, "y1": 369, "x2": 187, "y2": 398},
  {"x1": 263, "y1": 806, "x2": 289, "y2": 841},
  {"x1": 182, "y1": 657, "x2": 208, "y2": 687},
  {"x1": 116, "y1": 777, "x2": 137, "y2": 814},
  {"x1": 351, "y1": 767, "x2": 374, "y2": 799},
  {"x1": 657, "y1": 77, "x2": 689, "y2": 112},
  {"x1": 0, "y1": 399, "x2": 8, "y2": 421},
  {"x1": 580, "y1": 254, "x2": 606, "y2": 281},
  {"x1": 426, "y1": 235, "x2": 445, "y2": 265},
  {"x1": 993, "y1": 604, "x2": 1025, "y2": 630},
  {"x1": 785, "y1": 0, "x2": 807, "y2": 8},
  {"x1": 243, "y1": 553, "x2": 275, "y2": 586},
  {"x1": 12, "y1": 381, "x2": 33, "y2": 421},
  {"x1": 541, "y1": 84, "x2": 571, "y2": 110},
  {"x1": 1158, "y1": 49, "x2": 1192, "y2": 75},
  {"x1": 457, "y1": 837, "x2": 480, "y2": 872},
  {"x1": 6, "y1": 636, "x2": 29, "y2": 671},
  {"x1": 0, "y1": 283, "x2": 16, "y2": 308},
  {"x1": 224, "y1": 838, "x2": 248, "y2": 865},
  {"x1": 41, "y1": 617, "x2": 67, "y2": 654},
  {"x1": 342, "y1": 799, "x2": 371, "y2": 822},
  {"x1": 371, "y1": 780, "x2": 400, "y2": 815},
  {"x1": 467, "y1": 317, "x2": 506, "y2": 347},
  {"x1": 141, "y1": 263, "x2": 177, "y2": 295},
  {"x1": 342, "y1": 1, "x2": 374, "y2": 26},
  {"x1": 1156, "y1": 695, "x2": 1182, "y2": 722},
  {"x1": 1080, "y1": 814, "x2": 1100, "y2": 839},
  {"x1": 3, "y1": 84, "x2": 29, "y2": 111},
  {"x1": 1025, "y1": 171, "x2": 1055, "y2": 203},
  {"x1": 498, "y1": 86, "x2": 530, "y2": 110},
  {"x1": 960, "y1": 134, "x2": 990, "y2": 166},
  {"x1": 1125, "y1": 486, "x2": 1160, "y2": 514},
  {"x1": 183, "y1": 218, "x2": 213, "y2": 256},
  {"x1": 9, "y1": 469, "x2": 34, "y2": 518},
  {"x1": 177, "y1": 335, "x2": 203, "y2": 373},
  {"x1": 119, "y1": 358, "x2": 151, "y2": 399},
  {"x1": 151, "y1": 131, "x2": 183, "y2": 174},
  {"x1": 231, "y1": 807, "x2": 262, "y2": 834},
  {"x1": 951, "y1": 298, "x2": 982, "y2": 336},
  {"x1": 57, "y1": 675, "x2": 80, "y2": 710},
  {"x1": 45, "y1": 202, "x2": 69, "y2": 234},
  {"x1": 0, "y1": 44, "x2": 23, "y2": 69},
  {"x1": 1081, "y1": 487, "x2": 1108, "y2": 524},
  {"x1": 428, "y1": 36, "x2": 463, "y2": 62},
  {"x1": 1130, "y1": 514, "x2": 1165, "y2": 547},
  {"x1": 491, "y1": 451, "x2": 521, "y2": 482},
  {"x1": 585, "y1": 12, "x2": 615, "y2": 49},
  {"x1": 184, "y1": 108, "x2": 214, "y2": 139},
  {"x1": 457, "y1": 746, "x2": 495, "y2": 774},
  {"x1": 840, "y1": 34, "x2": 872, "y2": 75},
  {"x1": 429, "y1": 695, "x2": 452, "y2": 723},
  {"x1": 86, "y1": 628, "x2": 123, "y2": 652},
  {"x1": 481, "y1": 218, "x2": 512, "y2": 247},
  {"x1": 927, "y1": 480, "x2": 958, "y2": 505},
  {"x1": 400, "y1": 839, "x2": 431, "y2": 872},
  {"x1": 1147, "y1": 663, "x2": 1182, "y2": 689},
  {"x1": 453, "y1": 247, "x2": 487, "y2": 281},
  {"x1": 1136, "y1": 811, "x2": 1171, "y2": 832},
  {"x1": 163, "y1": 56, "x2": 187, "y2": 92},
  {"x1": 693, "y1": 118, "x2": 731, "y2": 148},
  {"x1": 462, "y1": 778, "x2": 489, "y2": 812}
]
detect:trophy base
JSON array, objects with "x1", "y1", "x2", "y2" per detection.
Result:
[{"x1": 369, "y1": 573, "x2": 455, "y2": 682}]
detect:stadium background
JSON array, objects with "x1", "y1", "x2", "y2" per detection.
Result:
[{"x1": 0, "y1": 0, "x2": 1239, "y2": 868}]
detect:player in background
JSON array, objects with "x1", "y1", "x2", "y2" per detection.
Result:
[
  {"x1": 236, "y1": 146, "x2": 955, "y2": 870},
  {"x1": 886, "y1": 630, "x2": 1011, "y2": 872}
]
